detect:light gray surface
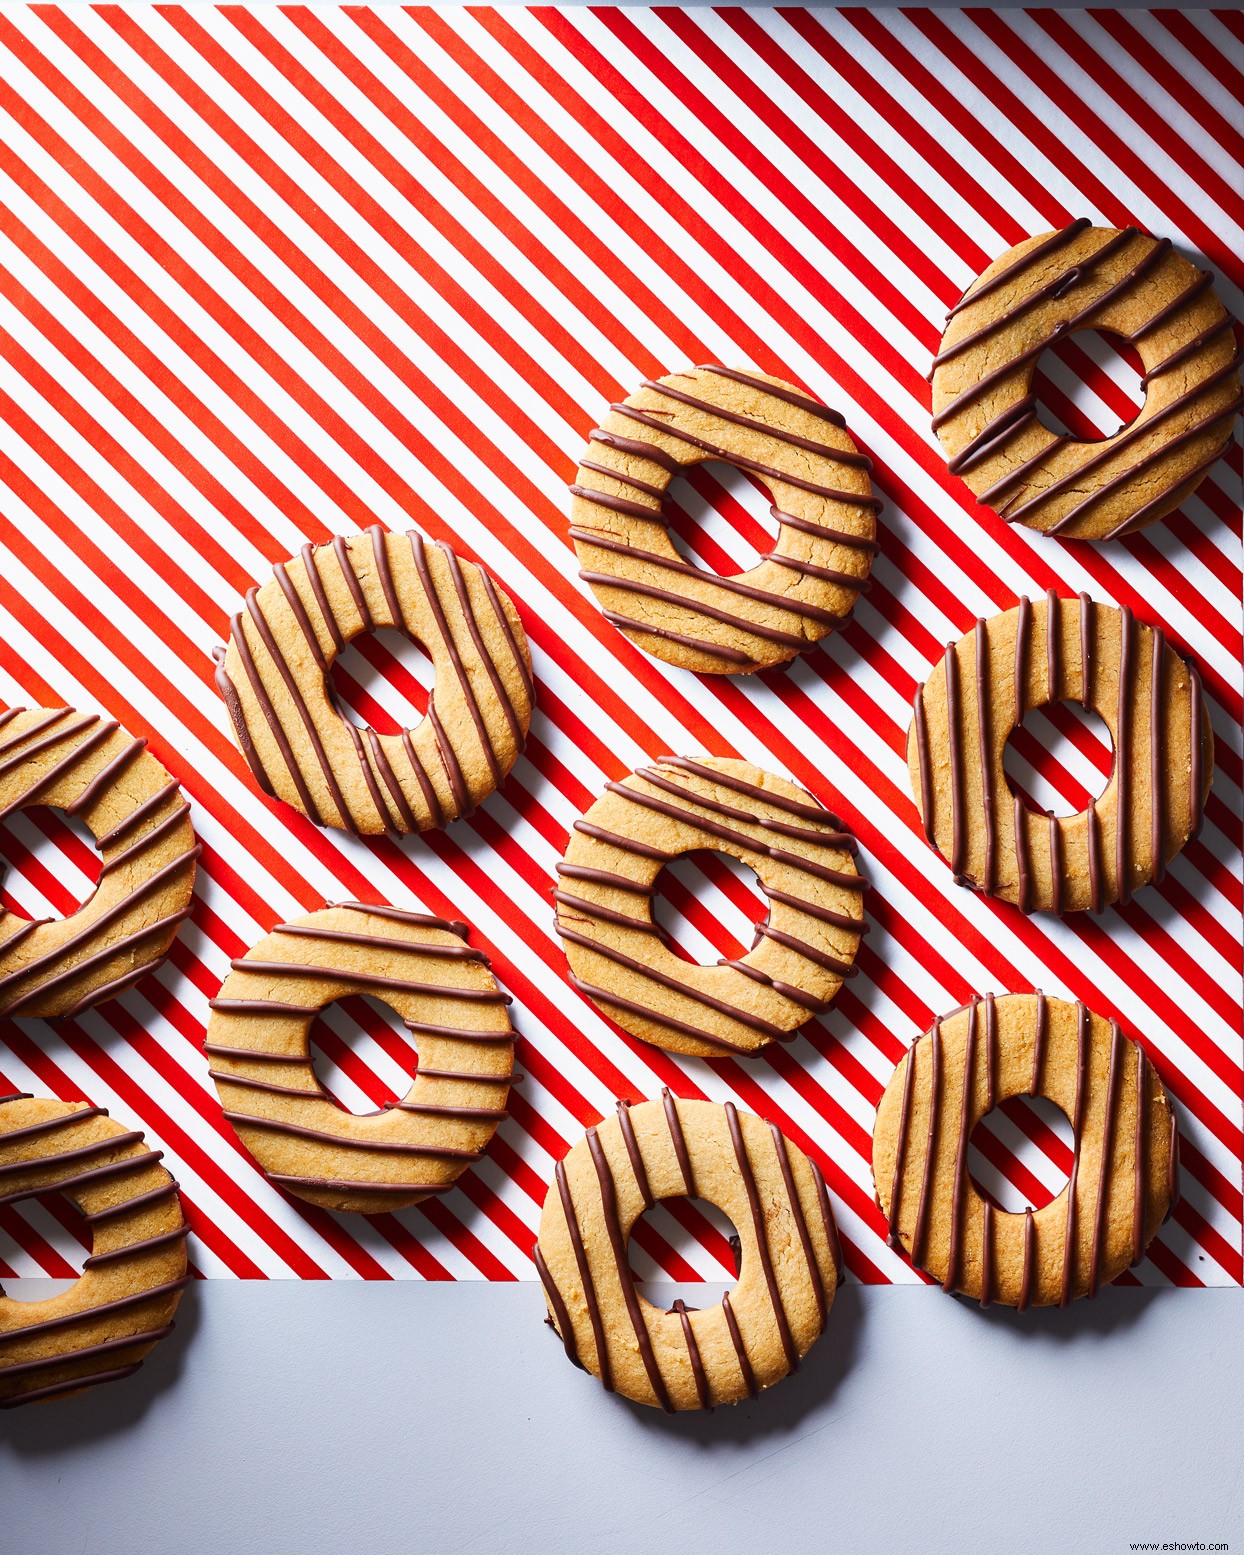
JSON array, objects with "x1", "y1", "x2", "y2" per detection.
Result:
[{"x1": 1, "y1": 1280, "x2": 1240, "y2": 1555}]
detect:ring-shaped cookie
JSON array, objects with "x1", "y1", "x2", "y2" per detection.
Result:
[
  {"x1": 0, "y1": 707, "x2": 198, "y2": 1018},
  {"x1": 206, "y1": 903, "x2": 515, "y2": 1213},
  {"x1": 872, "y1": 994, "x2": 1177, "y2": 1307},
  {"x1": 215, "y1": 526, "x2": 534, "y2": 835},
  {"x1": 572, "y1": 366, "x2": 879, "y2": 673},
  {"x1": 931, "y1": 221, "x2": 1241, "y2": 540},
  {"x1": 0, "y1": 1094, "x2": 189, "y2": 1407},
  {"x1": 908, "y1": 594, "x2": 1212, "y2": 913},
  {"x1": 535, "y1": 1094, "x2": 841, "y2": 1411},
  {"x1": 555, "y1": 757, "x2": 866, "y2": 1058}
]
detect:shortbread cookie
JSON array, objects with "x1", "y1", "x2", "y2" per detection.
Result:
[
  {"x1": 873, "y1": 995, "x2": 1177, "y2": 1306},
  {"x1": 215, "y1": 527, "x2": 534, "y2": 835},
  {"x1": 572, "y1": 366, "x2": 879, "y2": 673},
  {"x1": 908, "y1": 594, "x2": 1211, "y2": 913},
  {"x1": 932, "y1": 221, "x2": 1241, "y2": 539},
  {"x1": 535, "y1": 1094, "x2": 841, "y2": 1411},
  {"x1": 0, "y1": 707, "x2": 198, "y2": 1018},
  {"x1": 0, "y1": 1094, "x2": 189, "y2": 1407},
  {"x1": 206, "y1": 903, "x2": 515, "y2": 1213},
  {"x1": 556, "y1": 758, "x2": 866, "y2": 1058}
]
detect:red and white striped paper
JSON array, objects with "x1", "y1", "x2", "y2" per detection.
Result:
[{"x1": 0, "y1": 6, "x2": 1238, "y2": 1287}]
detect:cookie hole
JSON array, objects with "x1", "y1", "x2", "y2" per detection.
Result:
[
  {"x1": 652, "y1": 850, "x2": 767, "y2": 967},
  {"x1": 664, "y1": 461, "x2": 776, "y2": 578},
  {"x1": 0, "y1": 805, "x2": 102, "y2": 921},
  {"x1": 627, "y1": 1194, "x2": 739, "y2": 1309},
  {"x1": 309, "y1": 994, "x2": 417, "y2": 1116},
  {"x1": 330, "y1": 627, "x2": 434, "y2": 738},
  {"x1": 968, "y1": 1095, "x2": 1074, "y2": 1213},
  {"x1": 0, "y1": 1187, "x2": 90, "y2": 1297},
  {"x1": 1032, "y1": 327, "x2": 1145, "y2": 443},
  {"x1": 1004, "y1": 701, "x2": 1113, "y2": 817}
]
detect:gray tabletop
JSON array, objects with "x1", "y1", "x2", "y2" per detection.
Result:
[{"x1": 2, "y1": 1278, "x2": 1240, "y2": 1555}]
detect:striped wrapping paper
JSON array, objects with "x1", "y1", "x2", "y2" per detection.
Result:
[{"x1": 0, "y1": 4, "x2": 1238, "y2": 1288}]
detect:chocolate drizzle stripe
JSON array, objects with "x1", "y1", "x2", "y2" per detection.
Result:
[
  {"x1": 205, "y1": 1011, "x2": 320, "y2": 1027},
  {"x1": 1059, "y1": 1003, "x2": 1090, "y2": 1307},
  {"x1": 886, "y1": 1041, "x2": 918, "y2": 1250},
  {"x1": 610, "y1": 404, "x2": 874, "y2": 503},
  {"x1": 0, "y1": 1131, "x2": 144, "y2": 1180},
  {"x1": 1150, "y1": 629, "x2": 1165, "y2": 884},
  {"x1": 401, "y1": 727, "x2": 444, "y2": 829},
  {"x1": 97, "y1": 780, "x2": 181, "y2": 851},
  {"x1": 270, "y1": 923, "x2": 482, "y2": 960},
  {"x1": 1031, "y1": 990, "x2": 1048, "y2": 1095},
  {"x1": 0, "y1": 1274, "x2": 191, "y2": 1344},
  {"x1": 655, "y1": 757, "x2": 841, "y2": 825},
  {"x1": 410, "y1": 531, "x2": 500, "y2": 788},
  {"x1": 555, "y1": 863, "x2": 653, "y2": 896},
  {"x1": 83, "y1": 1226, "x2": 189, "y2": 1268},
  {"x1": 721, "y1": 1290, "x2": 758, "y2": 1398},
  {"x1": 947, "y1": 396, "x2": 1037, "y2": 476},
  {"x1": 343, "y1": 719, "x2": 396, "y2": 836},
  {"x1": 570, "y1": 484, "x2": 662, "y2": 522},
  {"x1": 574, "y1": 818, "x2": 675, "y2": 861},
  {"x1": 578, "y1": 459, "x2": 666, "y2": 500},
  {"x1": 980, "y1": 1201, "x2": 994, "y2": 1310},
  {"x1": 588, "y1": 428, "x2": 683, "y2": 473},
  {"x1": 534, "y1": 1242, "x2": 582, "y2": 1370},
  {"x1": 0, "y1": 1362, "x2": 145, "y2": 1407},
  {"x1": 0, "y1": 1092, "x2": 33, "y2": 1104},
  {"x1": 438, "y1": 540, "x2": 524, "y2": 756},
  {"x1": 0, "y1": 1149, "x2": 164, "y2": 1208},
  {"x1": 615, "y1": 1101, "x2": 653, "y2": 1210},
  {"x1": 85, "y1": 1183, "x2": 179, "y2": 1225},
  {"x1": 554, "y1": 891, "x2": 659, "y2": 933},
  {"x1": 910, "y1": 1019, "x2": 942, "y2": 1266},
  {"x1": 66, "y1": 736, "x2": 147, "y2": 817},
  {"x1": 1088, "y1": 1021, "x2": 1124, "y2": 1297},
  {"x1": 1143, "y1": 320, "x2": 1234, "y2": 381},
  {"x1": 644, "y1": 376, "x2": 867, "y2": 465},
  {"x1": 0, "y1": 712, "x2": 99, "y2": 780},
  {"x1": 98, "y1": 804, "x2": 191, "y2": 878},
  {"x1": 944, "y1": 219, "x2": 1091, "y2": 319},
  {"x1": 569, "y1": 976, "x2": 757, "y2": 1052},
  {"x1": 1167, "y1": 1112, "x2": 1179, "y2": 1213},
  {"x1": 913, "y1": 685, "x2": 934, "y2": 845},
  {"x1": 274, "y1": 559, "x2": 328, "y2": 673},
  {"x1": 942, "y1": 1001, "x2": 976, "y2": 1294},
  {"x1": 415, "y1": 1066, "x2": 518, "y2": 1085},
  {"x1": 228, "y1": 612, "x2": 326, "y2": 824},
  {"x1": 331, "y1": 900, "x2": 468, "y2": 932},
  {"x1": 266, "y1": 1173, "x2": 452, "y2": 1194},
  {"x1": 387, "y1": 1101, "x2": 508, "y2": 1120},
  {"x1": 0, "y1": 707, "x2": 72, "y2": 758},
  {"x1": 0, "y1": 1106, "x2": 107, "y2": 1146},
  {"x1": 1017, "y1": 1207, "x2": 1036, "y2": 1311},
  {"x1": 640, "y1": 766, "x2": 852, "y2": 848},
  {"x1": 1116, "y1": 607, "x2": 1133, "y2": 907},
  {"x1": 725, "y1": 1103, "x2": 796, "y2": 1370},
  {"x1": 556, "y1": 1157, "x2": 611, "y2": 1391},
  {"x1": 767, "y1": 551, "x2": 869, "y2": 589},
  {"x1": 944, "y1": 643, "x2": 965, "y2": 880},
  {"x1": 582, "y1": 570, "x2": 812, "y2": 650},
  {"x1": 222, "y1": 1111, "x2": 481, "y2": 1159},
  {"x1": 225, "y1": 961, "x2": 509, "y2": 1002},
  {"x1": 974, "y1": 621, "x2": 995, "y2": 893},
  {"x1": 0, "y1": 1324, "x2": 173, "y2": 1382},
  {"x1": 210, "y1": 1070, "x2": 318, "y2": 1099},
  {"x1": 718, "y1": 957, "x2": 822, "y2": 1011},
  {"x1": 697, "y1": 365, "x2": 848, "y2": 426},
  {"x1": 1131, "y1": 1046, "x2": 1148, "y2": 1267},
  {"x1": 367, "y1": 727, "x2": 416, "y2": 835},
  {"x1": 753, "y1": 923, "x2": 856, "y2": 976},
  {"x1": 771, "y1": 1121, "x2": 826, "y2": 1330},
  {"x1": 671, "y1": 1298, "x2": 710, "y2": 1409},
  {"x1": 809, "y1": 1159, "x2": 843, "y2": 1283},
  {"x1": 1101, "y1": 432, "x2": 1242, "y2": 540},
  {"x1": 300, "y1": 543, "x2": 344, "y2": 653},
  {"x1": 760, "y1": 885, "x2": 867, "y2": 932},
  {"x1": 586, "y1": 1127, "x2": 672, "y2": 1412},
  {"x1": 600, "y1": 608, "x2": 754, "y2": 666},
  {"x1": 662, "y1": 1089, "x2": 694, "y2": 1193},
  {"x1": 1133, "y1": 269, "x2": 1215, "y2": 338},
  {"x1": 557, "y1": 928, "x2": 789, "y2": 1040},
  {"x1": 245, "y1": 587, "x2": 358, "y2": 835},
  {"x1": 214, "y1": 650, "x2": 269, "y2": 798},
  {"x1": 332, "y1": 534, "x2": 373, "y2": 632},
  {"x1": 573, "y1": 533, "x2": 846, "y2": 629},
  {"x1": 402, "y1": 1019, "x2": 514, "y2": 1043},
  {"x1": 480, "y1": 569, "x2": 535, "y2": 710}
]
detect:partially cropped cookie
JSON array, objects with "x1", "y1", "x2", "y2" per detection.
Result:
[
  {"x1": 556, "y1": 757, "x2": 866, "y2": 1058},
  {"x1": 215, "y1": 527, "x2": 534, "y2": 835},
  {"x1": 572, "y1": 365, "x2": 879, "y2": 673},
  {"x1": 932, "y1": 221, "x2": 1240, "y2": 539},
  {"x1": 873, "y1": 995, "x2": 1177, "y2": 1306},
  {"x1": 207, "y1": 902, "x2": 515, "y2": 1213},
  {"x1": 908, "y1": 593, "x2": 1211, "y2": 912},
  {"x1": 0, "y1": 707, "x2": 198, "y2": 1018},
  {"x1": 0, "y1": 1094, "x2": 189, "y2": 1407},
  {"x1": 536, "y1": 1094, "x2": 841, "y2": 1410}
]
